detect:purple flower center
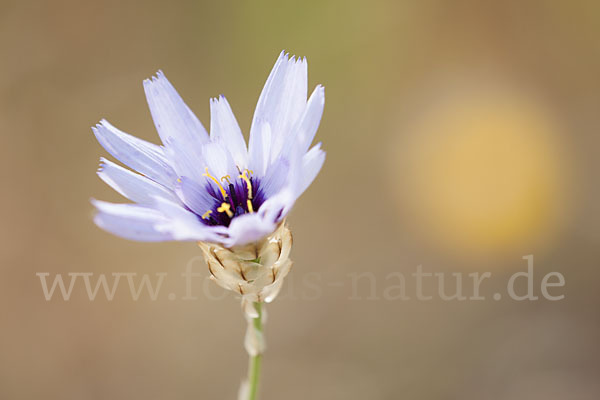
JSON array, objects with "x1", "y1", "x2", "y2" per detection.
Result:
[{"x1": 199, "y1": 171, "x2": 266, "y2": 227}]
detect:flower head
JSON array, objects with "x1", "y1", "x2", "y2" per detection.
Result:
[{"x1": 92, "y1": 51, "x2": 325, "y2": 247}]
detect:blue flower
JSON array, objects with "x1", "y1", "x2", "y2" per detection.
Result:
[{"x1": 92, "y1": 51, "x2": 325, "y2": 247}]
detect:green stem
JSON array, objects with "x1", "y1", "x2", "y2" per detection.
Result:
[{"x1": 247, "y1": 302, "x2": 263, "y2": 400}]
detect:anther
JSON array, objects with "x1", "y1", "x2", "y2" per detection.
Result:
[
  {"x1": 221, "y1": 175, "x2": 231, "y2": 184},
  {"x1": 217, "y1": 202, "x2": 233, "y2": 218},
  {"x1": 203, "y1": 167, "x2": 228, "y2": 199},
  {"x1": 201, "y1": 210, "x2": 212, "y2": 219},
  {"x1": 238, "y1": 170, "x2": 253, "y2": 199},
  {"x1": 228, "y1": 183, "x2": 238, "y2": 205}
]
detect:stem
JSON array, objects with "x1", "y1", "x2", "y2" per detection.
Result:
[{"x1": 247, "y1": 302, "x2": 263, "y2": 400}]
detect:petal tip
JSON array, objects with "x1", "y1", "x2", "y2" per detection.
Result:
[{"x1": 144, "y1": 70, "x2": 166, "y2": 85}]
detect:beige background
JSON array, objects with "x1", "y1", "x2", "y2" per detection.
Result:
[{"x1": 1, "y1": 0, "x2": 599, "y2": 399}]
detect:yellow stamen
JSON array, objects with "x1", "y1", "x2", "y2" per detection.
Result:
[
  {"x1": 221, "y1": 175, "x2": 231, "y2": 184},
  {"x1": 217, "y1": 202, "x2": 233, "y2": 218},
  {"x1": 238, "y1": 170, "x2": 253, "y2": 199},
  {"x1": 201, "y1": 210, "x2": 212, "y2": 220},
  {"x1": 247, "y1": 199, "x2": 254, "y2": 213},
  {"x1": 202, "y1": 167, "x2": 228, "y2": 199}
]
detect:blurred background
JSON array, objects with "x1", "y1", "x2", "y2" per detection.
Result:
[{"x1": 1, "y1": 0, "x2": 599, "y2": 399}]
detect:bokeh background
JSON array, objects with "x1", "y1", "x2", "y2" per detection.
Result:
[{"x1": 2, "y1": 0, "x2": 599, "y2": 399}]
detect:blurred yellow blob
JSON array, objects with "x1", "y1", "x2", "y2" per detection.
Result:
[{"x1": 394, "y1": 85, "x2": 568, "y2": 255}]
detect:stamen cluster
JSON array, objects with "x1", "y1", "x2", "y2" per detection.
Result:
[{"x1": 199, "y1": 168, "x2": 266, "y2": 227}]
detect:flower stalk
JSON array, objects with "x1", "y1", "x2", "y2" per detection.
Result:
[{"x1": 246, "y1": 302, "x2": 263, "y2": 400}]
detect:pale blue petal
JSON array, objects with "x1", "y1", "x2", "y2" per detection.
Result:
[
  {"x1": 92, "y1": 200, "x2": 172, "y2": 241},
  {"x1": 143, "y1": 71, "x2": 208, "y2": 151},
  {"x1": 249, "y1": 52, "x2": 307, "y2": 174},
  {"x1": 286, "y1": 137, "x2": 305, "y2": 198},
  {"x1": 162, "y1": 136, "x2": 206, "y2": 183},
  {"x1": 257, "y1": 187, "x2": 296, "y2": 223},
  {"x1": 280, "y1": 85, "x2": 325, "y2": 160},
  {"x1": 268, "y1": 56, "x2": 308, "y2": 162},
  {"x1": 93, "y1": 120, "x2": 176, "y2": 188},
  {"x1": 260, "y1": 157, "x2": 290, "y2": 199},
  {"x1": 223, "y1": 213, "x2": 277, "y2": 247},
  {"x1": 175, "y1": 177, "x2": 216, "y2": 216},
  {"x1": 97, "y1": 158, "x2": 178, "y2": 205},
  {"x1": 151, "y1": 196, "x2": 227, "y2": 242},
  {"x1": 299, "y1": 143, "x2": 326, "y2": 196},
  {"x1": 248, "y1": 51, "x2": 287, "y2": 167},
  {"x1": 248, "y1": 120, "x2": 272, "y2": 177},
  {"x1": 210, "y1": 95, "x2": 247, "y2": 168},
  {"x1": 201, "y1": 141, "x2": 237, "y2": 180},
  {"x1": 257, "y1": 143, "x2": 304, "y2": 222}
]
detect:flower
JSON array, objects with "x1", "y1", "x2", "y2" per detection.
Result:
[{"x1": 92, "y1": 51, "x2": 325, "y2": 247}]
